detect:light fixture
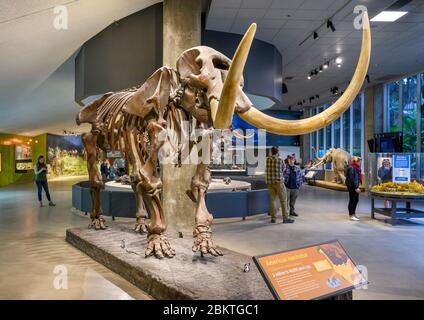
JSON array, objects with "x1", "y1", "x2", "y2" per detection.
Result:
[
  {"x1": 282, "y1": 83, "x2": 288, "y2": 94},
  {"x1": 323, "y1": 62, "x2": 329, "y2": 69},
  {"x1": 327, "y1": 20, "x2": 336, "y2": 32},
  {"x1": 313, "y1": 31, "x2": 319, "y2": 40},
  {"x1": 335, "y1": 57, "x2": 342, "y2": 64},
  {"x1": 307, "y1": 75, "x2": 312, "y2": 80},
  {"x1": 371, "y1": 11, "x2": 408, "y2": 22},
  {"x1": 315, "y1": 94, "x2": 320, "y2": 99},
  {"x1": 319, "y1": 66, "x2": 323, "y2": 73}
]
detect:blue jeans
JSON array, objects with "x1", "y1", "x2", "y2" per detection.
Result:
[{"x1": 36, "y1": 180, "x2": 51, "y2": 202}]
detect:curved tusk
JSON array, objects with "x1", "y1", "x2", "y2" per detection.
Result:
[
  {"x1": 238, "y1": 12, "x2": 371, "y2": 136},
  {"x1": 214, "y1": 23, "x2": 257, "y2": 129},
  {"x1": 232, "y1": 130, "x2": 255, "y2": 140},
  {"x1": 209, "y1": 98, "x2": 219, "y2": 124}
]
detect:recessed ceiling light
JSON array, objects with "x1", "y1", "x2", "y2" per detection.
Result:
[{"x1": 371, "y1": 11, "x2": 408, "y2": 22}]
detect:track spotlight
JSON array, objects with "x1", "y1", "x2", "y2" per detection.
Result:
[
  {"x1": 319, "y1": 66, "x2": 323, "y2": 73},
  {"x1": 366, "y1": 74, "x2": 370, "y2": 83},
  {"x1": 330, "y1": 87, "x2": 339, "y2": 95},
  {"x1": 313, "y1": 31, "x2": 319, "y2": 40},
  {"x1": 323, "y1": 62, "x2": 329, "y2": 69},
  {"x1": 327, "y1": 20, "x2": 336, "y2": 32},
  {"x1": 335, "y1": 57, "x2": 342, "y2": 67},
  {"x1": 315, "y1": 94, "x2": 320, "y2": 99},
  {"x1": 282, "y1": 83, "x2": 288, "y2": 94},
  {"x1": 307, "y1": 74, "x2": 312, "y2": 80}
]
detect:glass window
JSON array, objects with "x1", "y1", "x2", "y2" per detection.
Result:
[
  {"x1": 326, "y1": 119, "x2": 332, "y2": 149},
  {"x1": 318, "y1": 106, "x2": 325, "y2": 155},
  {"x1": 421, "y1": 73, "x2": 424, "y2": 151},
  {"x1": 333, "y1": 117, "x2": 341, "y2": 148},
  {"x1": 352, "y1": 96, "x2": 362, "y2": 156},
  {"x1": 387, "y1": 81, "x2": 400, "y2": 132},
  {"x1": 310, "y1": 109, "x2": 317, "y2": 158},
  {"x1": 343, "y1": 109, "x2": 350, "y2": 152},
  {"x1": 402, "y1": 76, "x2": 418, "y2": 152}
]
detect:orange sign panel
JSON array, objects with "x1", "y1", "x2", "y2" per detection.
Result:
[{"x1": 253, "y1": 240, "x2": 366, "y2": 300}]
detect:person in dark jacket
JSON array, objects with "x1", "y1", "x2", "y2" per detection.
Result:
[
  {"x1": 34, "y1": 155, "x2": 56, "y2": 207},
  {"x1": 100, "y1": 159, "x2": 109, "y2": 182},
  {"x1": 345, "y1": 156, "x2": 362, "y2": 221}
]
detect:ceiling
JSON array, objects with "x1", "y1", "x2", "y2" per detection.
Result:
[
  {"x1": 1, "y1": 0, "x2": 424, "y2": 136},
  {"x1": 0, "y1": 0, "x2": 160, "y2": 136},
  {"x1": 206, "y1": 0, "x2": 424, "y2": 109}
]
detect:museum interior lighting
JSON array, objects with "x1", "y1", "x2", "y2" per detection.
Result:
[
  {"x1": 371, "y1": 10, "x2": 408, "y2": 22},
  {"x1": 327, "y1": 19, "x2": 336, "y2": 32}
]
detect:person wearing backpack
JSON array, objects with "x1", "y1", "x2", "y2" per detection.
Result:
[{"x1": 345, "y1": 156, "x2": 362, "y2": 221}]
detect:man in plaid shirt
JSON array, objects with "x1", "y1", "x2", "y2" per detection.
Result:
[{"x1": 266, "y1": 147, "x2": 294, "y2": 224}]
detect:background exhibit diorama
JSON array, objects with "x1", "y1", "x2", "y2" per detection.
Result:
[{"x1": 0, "y1": 133, "x2": 86, "y2": 187}]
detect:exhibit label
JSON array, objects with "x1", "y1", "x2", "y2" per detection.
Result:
[
  {"x1": 392, "y1": 154, "x2": 411, "y2": 183},
  {"x1": 253, "y1": 240, "x2": 366, "y2": 300}
]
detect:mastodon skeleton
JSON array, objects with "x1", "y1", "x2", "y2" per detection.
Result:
[{"x1": 76, "y1": 13, "x2": 371, "y2": 259}]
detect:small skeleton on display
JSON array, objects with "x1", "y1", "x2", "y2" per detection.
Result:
[{"x1": 75, "y1": 15, "x2": 371, "y2": 259}]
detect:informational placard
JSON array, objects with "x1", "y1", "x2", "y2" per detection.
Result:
[
  {"x1": 253, "y1": 240, "x2": 366, "y2": 300},
  {"x1": 392, "y1": 154, "x2": 411, "y2": 183},
  {"x1": 304, "y1": 170, "x2": 317, "y2": 179},
  {"x1": 15, "y1": 145, "x2": 33, "y2": 173}
]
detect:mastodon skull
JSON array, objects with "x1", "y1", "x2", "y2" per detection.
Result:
[{"x1": 176, "y1": 46, "x2": 251, "y2": 128}]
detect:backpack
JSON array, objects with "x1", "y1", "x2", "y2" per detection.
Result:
[{"x1": 345, "y1": 166, "x2": 355, "y2": 189}]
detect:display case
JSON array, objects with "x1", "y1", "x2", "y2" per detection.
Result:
[
  {"x1": 368, "y1": 153, "x2": 424, "y2": 224},
  {"x1": 368, "y1": 152, "x2": 424, "y2": 193},
  {"x1": 210, "y1": 145, "x2": 246, "y2": 174}
]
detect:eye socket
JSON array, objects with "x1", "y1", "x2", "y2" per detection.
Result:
[{"x1": 213, "y1": 58, "x2": 229, "y2": 70}]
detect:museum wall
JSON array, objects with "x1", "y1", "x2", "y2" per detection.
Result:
[
  {"x1": 75, "y1": 3, "x2": 163, "y2": 104},
  {"x1": 0, "y1": 133, "x2": 46, "y2": 187}
]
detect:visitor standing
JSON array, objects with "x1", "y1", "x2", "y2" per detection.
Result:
[
  {"x1": 34, "y1": 155, "x2": 56, "y2": 207},
  {"x1": 115, "y1": 157, "x2": 126, "y2": 176},
  {"x1": 283, "y1": 155, "x2": 304, "y2": 217},
  {"x1": 378, "y1": 158, "x2": 393, "y2": 208},
  {"x1": 265, "y1": 146, "x2": 294, "y2": 224},
  {"x1": 100, "y1": 159, "x2": 109, "y2": 182},
  {"x1": 345, "y1": 156, "x2": 362, "y2": 221}
]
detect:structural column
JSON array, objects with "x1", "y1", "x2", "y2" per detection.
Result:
[
  {"x1": 363, "y1": 86, "x2": 375, "y2": 188},
  {"x1": 161, "y1": 0, "x2": 201, "y2": 232}
]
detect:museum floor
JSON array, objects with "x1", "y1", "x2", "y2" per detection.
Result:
[{"x1": 1, "y1": 177, "x2": 424, "y2": 300}]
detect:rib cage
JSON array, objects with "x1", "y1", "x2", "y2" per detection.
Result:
[{"x1": 88, "y1": 86, "x2": 196, "y2": 168}]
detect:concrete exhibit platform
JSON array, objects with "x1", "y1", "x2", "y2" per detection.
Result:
[
  {"x1": 314, "y1": 180, "x2": 366, "y2": 192},
  {"x1": 66, "y1": 223, "x2": 272, "y2": 300},
  {"x1": 314, "y1": 180, "x2": 348, "y2": 191}
]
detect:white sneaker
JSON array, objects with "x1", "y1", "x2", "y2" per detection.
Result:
[{"x1": 350, "y1": 215, "x2": 360, "y2": 221}]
